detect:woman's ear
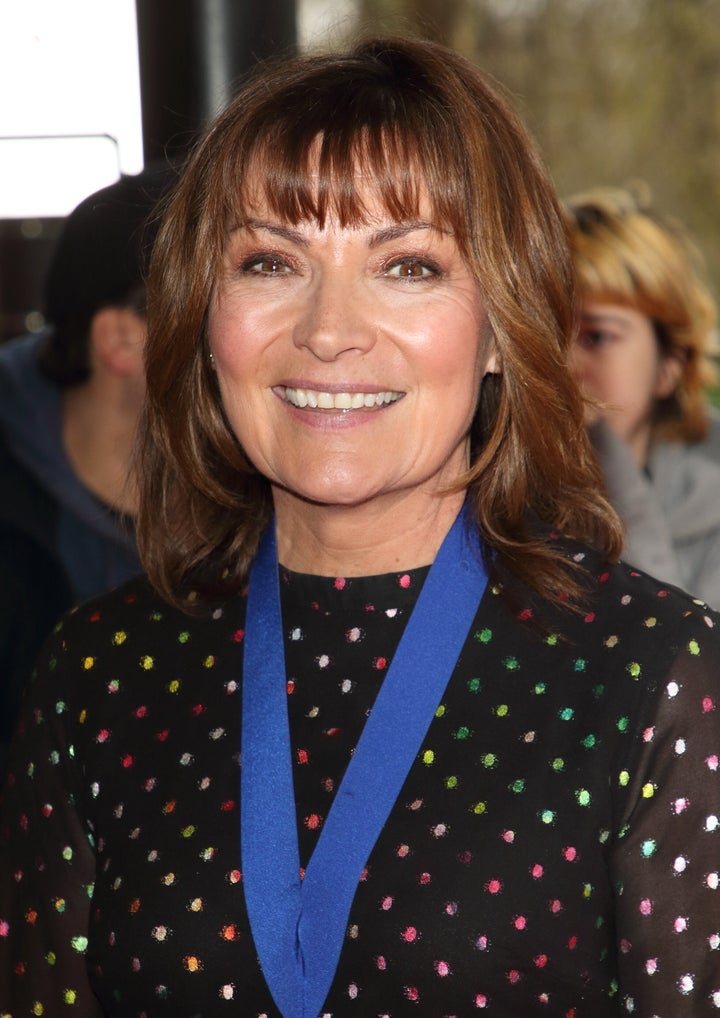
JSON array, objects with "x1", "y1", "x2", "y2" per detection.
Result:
[{"x1": 654, "y1": 349, "x2": 685, "y2": 400}]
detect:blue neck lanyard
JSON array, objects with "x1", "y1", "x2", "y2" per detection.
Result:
[{"x1": 241, "y1": 505, "x2": 488, "y2": 1018}]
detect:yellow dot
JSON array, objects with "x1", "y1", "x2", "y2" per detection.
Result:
[
  {"x1": 140, "y1": 655, "x2": 155, "y2": 670},
  {"x1": 642, "y1": 783, "x2": 655, "y2": 799},
  {"x1": 81, "y1": 657, "x2": 95, "y2": 670},
  {"x1": 643, "y1": 617, "x2": 657, "y2": 628},
  {"x1": 472, "y1": 801, "x2": 487, "y2": 815},
  {"x1": 203, "y1": 655, "x2": 215, "y2": 668},
  {"x1": 619, "y1": 771, "x2": 630, "y2": 787},
  {"x1": 189, "y1": 897, "x2": 203, "y2": 912},
  {"x1": 168, "y1": 679, "x2": 180, "y2": 693},
  {"x1": 63, "y1": 990, "x2": 77, "y2": 1004},
  {"x1": 422, "y1": 750, "x2": 434, "y2": 765},
  {"x1": 112, "y1": 631, "x2": 127, "y2": 645}
]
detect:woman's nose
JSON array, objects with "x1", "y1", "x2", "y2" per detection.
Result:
[{"x1": 293, "y1": 275, "x2": 377, "y2": 361}]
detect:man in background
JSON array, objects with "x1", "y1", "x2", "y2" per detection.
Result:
[{"x1": 0, "y1": 164, "x2": 176, "y2": 764}]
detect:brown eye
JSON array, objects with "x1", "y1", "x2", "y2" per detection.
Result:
[
  {"x1": 243, "y1": 256, "x2": 290, "y2": 275},
  {"x1": 385, "y1": 258, "x2": 437, "y2": 280}
]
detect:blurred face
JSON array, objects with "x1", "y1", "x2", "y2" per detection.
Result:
[
  {"x1": 569, "y1": 302, "x2": 681, "y2": 464},
  {"x1": 207, "y1": 180, "x2": 495, "y2": 521}
]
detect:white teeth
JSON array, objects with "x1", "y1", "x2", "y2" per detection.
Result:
[{"x1": 282, "y1": 387, "x2": 403, "y2": 410}]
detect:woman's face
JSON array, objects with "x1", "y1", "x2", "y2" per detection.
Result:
[
  {"x1": 207, "y1": 181, "x2": 496, "y2": 518},
  {"x1": 569, "y1": 302, "x2": 681, "y2": 464}
]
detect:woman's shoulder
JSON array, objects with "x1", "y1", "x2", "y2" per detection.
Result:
[{"x1": 522, "y1": 530, "x2": 720, "y2": 643}]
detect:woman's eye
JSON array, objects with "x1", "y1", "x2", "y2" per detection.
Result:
[
  {"x1": 577, "y1": 329, "x2": 610, "y2": 350},
  {"x1": 385, "y1": 258, "x2": 438, "y2": 280},
  {"x1": 242, "y1": 256, "x2": 291, "y2": 275}
]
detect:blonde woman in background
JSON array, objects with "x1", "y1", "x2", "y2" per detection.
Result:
[{"x1": 566, "y1": 186, "x2": 720, "y2": 606}]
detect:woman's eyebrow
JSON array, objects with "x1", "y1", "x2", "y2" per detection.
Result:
[
  {"x1": 235, "y1": 219, "x2": 310, "y2": 246},
  {"x1": 368, "y1": 222, "x2": 446, "y2": 247}
]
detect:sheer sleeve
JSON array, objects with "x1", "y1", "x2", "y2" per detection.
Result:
[
  {"x1": 611, "y1": 611, "x2": 720, "y2": 1015},
  {"x1": 0, "y1": 623, "x2": 103, "y2": 1017}
]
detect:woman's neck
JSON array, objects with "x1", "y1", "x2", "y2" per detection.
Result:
[{"x1": 272, "y1": 488, "x2": 466, "y2": 576}]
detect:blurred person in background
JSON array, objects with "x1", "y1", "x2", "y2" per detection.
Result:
[
  {"x1": 0, "y1": 164, "x2": 175, "y2": 765},
  {"x1": 566, "y1": 186, "x2": 720, "y2": 607}
]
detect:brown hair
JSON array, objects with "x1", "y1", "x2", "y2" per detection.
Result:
[
  {"x1": 138, "y1": 36, "x2": 621, "y2": 608},
  {"x1": 566, "y1": 186, "x2": 718, "y2": 443}
]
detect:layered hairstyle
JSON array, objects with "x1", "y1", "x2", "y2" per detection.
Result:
[
  {"x1": 138, "y1": 36, "x2": 621, "y2": 608},
  {"x1": 566, "y1": 186, "x2": 718, "y2": 443}
]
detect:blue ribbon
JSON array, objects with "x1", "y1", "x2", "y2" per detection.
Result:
[{"x1": 241, "y1": 505, "x2": 488, "y2": 1018}]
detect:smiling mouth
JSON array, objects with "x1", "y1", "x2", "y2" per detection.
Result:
[{"x1": 278, "y1": 387, "x2": 405, "y2": 410}]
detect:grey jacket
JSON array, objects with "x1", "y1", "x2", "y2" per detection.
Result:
[{"x1": 590, "y1": 419, "x2": 720, "y2": 609}]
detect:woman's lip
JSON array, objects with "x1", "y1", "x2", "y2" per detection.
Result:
[{"x1": 273, "y1": 385, "x2": 405, "y2": 410}]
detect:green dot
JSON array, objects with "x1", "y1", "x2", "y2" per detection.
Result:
[
  {"x1": 582, "y1": 734, "x2": 596, "y2": 749},
  {"x1": 495, "y1": 704, "x2": 509, "y2": 717},
  {"x1": 503, "y1": 656, "x2": 519, "y2": 671},
  {"x1": 551, "y1": 757, "x2": 565, "y2": 772},
  {"x1": 641, "y1": 839, "x2": 656, "y2": 858},
  {"x1": 476, "y1": 628, "x2": 493, "y2": 643},
  {"x1": 445, "y1": 775, "x2": 458, "y2": 789},
  {"x1": 559, "y1": 707, "x2": 574, "y2": 721},
  {"x1": 467, "y1": 677, "x2": 481, "y2": 692},
  {"x1": 540, "y1": 809, "x2": 555, "y2": 824},
  {"x1": 454, "y1": 726, "x2": 470, "y2": 740},
  {"x1": 534, "y1": 682, "x2": 546, "y2": 695},
  {"x1": 593, "y1": 684, "x2": 605, "y2": 699},
  {"x1": 510, "y1": 778, "x2": 525, "y2": 794},
  {"x1": 178, "y1": 631, "x2": 190, "y2": 644},
  {"x1": 573, "y1": 658, "x2": 586, "y2": 672},
  {"x1": 482, "y1": 753, "x2": 497, "y2": 768},
  {"x1": 545, "y1": 633, "x2": 558, "y2": 646},
  {"x1": 626, "y1": 662, "x2": 641, "y2": 678},
  {"x1": 617, "y1": 716, "x2": 629, "y2": 733},
  {"x1": 62, "y1": 846, "x2": 73, "y2": 861},
  {"x1": 576, "y1": 788, "x2": 591, "y2": 806},
  {"x1": 688, "y1": 639, "x2": 700, "y2": 656},
  {"x1": 71, "y1": 936, "x2": 88, "y2": 953}
]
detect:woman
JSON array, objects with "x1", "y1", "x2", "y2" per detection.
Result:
[
  {"x1": 566, "y1": 187, "x2": 720, "y2": 606},
  {"x1": 2, "y1": 38, "x2": 719, "y2": 1018}
]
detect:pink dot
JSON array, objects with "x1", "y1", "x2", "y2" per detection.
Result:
[
  {"x1": 619, "y1": 938, "x2": 631, "y2": 954},
  {"x1": 0, "y1": 920, "x2": 9, "y2": 937},
  {"x1": 646, "y1": 958, "x2": 658, "y2": 975},
  {"x1": 475, "y1": 935, "x2": 488, "y2": 951},
  {"x1": 333, "y1": 577, "x2": 346, "y2": 590},
  {"x1": 435, "y1": 960, "x2": 450, "y2": 977},
  {"x1": 376, "y1": 955, "x2": 387, "y2": 970},
  {"x1": 381, "y1": 896, "x2": 393, "y2": 910},
  {"x1": 639, "y1": 898, "x2": 653, "y2": 915},
  {"x1": 549, "y1": 899, "x2": 563, "y2": 913},
  {"x1": 531, "y1": 864, "x2": 544, "y2": 879},
  {"x1": 534, "y1": 954, "x2": 548, "y2": 968},
  {"x1": 404, "y1": 986, "x2": 419, "y2": 1001},
  {"x1": 703, "y1": 696, "x2": 715, "y2": 713},
  {"x1": 399, "y1": 574, "x2": 411, "y2": 589},
  {"x1": 402, "y1": 926, "x2": 417, "y2": 943},
  {"x1": 642, "y1": 726, "x2": 655, "y2": 742},
  {"x1": 502, "y1": 830, "x2": 514, "y2": 843},
  {"x1": 514, "y1": 916, "x2": 527, "y2": 930},
  {"x1": 707, "y1": 755, "x2": 719, "y2": 771},
  {"x1": 475, "y1": 994, "x2": 488, "y2": 1007},
  {"x1": 507, "y1": 969, "x2": 521, "y2": 984},
  {"x1": 486, "y1": 878, "x2": 502, "y2": 894},
  {"x1": 375, "y1": 657, "x2": 388, "y2": 670},
  {"x1": 419, "y1": 872, "x2": 431, "y2": 885},
  {"x1": 563, "y1": 846, "x2": 577, "y2": 862}
]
